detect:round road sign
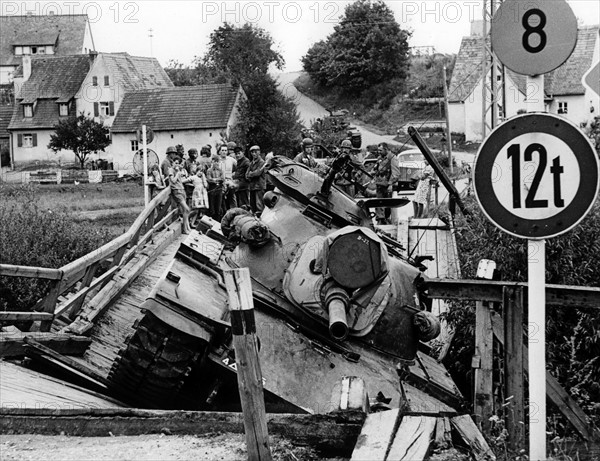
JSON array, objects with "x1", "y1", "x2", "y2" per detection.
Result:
[
  {"x1": 137, "y1": 126, "x2": 154, "y2": 144},
  {"x1": 474, "y1": 113, "x2": 599, "y2": 239},
  {"x1": 491, "y1": 0, "x2": 578, "y2": 76}
]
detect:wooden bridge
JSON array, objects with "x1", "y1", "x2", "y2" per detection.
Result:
[{"x1": 1, "y1": 187, "x2": 599, "y2": 458}]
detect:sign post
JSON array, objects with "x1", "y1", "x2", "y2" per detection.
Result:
[
  {"x1": 142, "y1": 125, "x2": 149, "y2": 206},
  {"x1": 488, "y1": 2, "x2": 583, "y2": 457}
]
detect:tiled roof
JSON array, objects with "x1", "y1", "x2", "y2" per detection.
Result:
[
  {"x1": 9, "y1": 55, "x2": 89, "y2": 130},
  {"x1": 545, "y1": 26, "x2": 599, "y2": 97},
  {"x1": 0, "y1": 105, "x2": 13, "y2": 137},
  {"x1": 449, "y1": 26, "x2": 599, "y2": 102},
  {"x1": 111, "y1": 84, "x2": 241, "y2": 133},
  {"x1": 100, "y1": 53, "x2": 173, "y2": 91},
  {"x1": 17, "y1": 55, "x2": 91, "y2": 101},
  {"x1": 0, "y1": 14, "x2": 89, "y2": 66}
]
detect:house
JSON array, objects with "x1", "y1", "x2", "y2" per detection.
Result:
[
  {"x1": 110, "y1": 84, "x2": 245, "y2": 171},
  {"x1": 0, "y1": 13, "x2": 95, "y2": 85},
  {"x1": 449, "y1": 24, "x2": 599, "y2": 142},
  {"x1": 7, "y1": 52, "x2": 172, "y2": 168},
  {"x1": 0, "y1": 105, "x2": 12, "y2": 167}
]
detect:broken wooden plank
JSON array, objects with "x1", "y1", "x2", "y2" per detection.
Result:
[
  {"x1": 351, "y1": 409, "x2": 400, "y2": 461},
  {"x1": 0, "y1": 312, "x2": 53, "y2": 322},
  {"x1": 387, "y1": 415, "x2": 436, "y2": 460},
  {"x1": 474, "y1": 301, "x2": 494, "y2": 434},
  {"x1": 434, "y1": 417, "x2": 452, "y2": 449},
  {"x1": 0, "y1": 331, "x2": 90, "y2": 358},
  {"x1": 402, "y1": 383, "x2": 457, "y2": 416},
  {"x1": 451, "y1": 415, "x2": 496, "y2": 460},
  {"x1": 491, "y1": 314, "x2": 600, "y2": 441},
  {"x1": 23, "y1": 337, "x2": 110, "y2": 387}
]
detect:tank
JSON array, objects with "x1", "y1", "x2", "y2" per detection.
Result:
[{"x1": 107, "y1": 155, "x2": 440, "y2": 412}]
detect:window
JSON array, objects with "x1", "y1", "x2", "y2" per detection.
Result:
[
  {"x1": 23, "y1": 104, "x2": 33, "y2": 117},
  {"x1": 18, "y1": 133, "x2": 37, "y2": 148},
  {"x1": 92, "y1": 76, "x2": 98, "y2": 86},
  {"x1": 104, "y1": 75, "x2": 110, "y2": 86},
  {"x1": 31, "y1": 46, "x2": 38, "y2": 54},
  {"x1": 59, "y1": 103, "x2": 69, "y2": 116},
  {"x1": 37, "y1": 47, "x2": 45, "y2": 55},
  {"x1": 131, "y1": 140, "x2": 139, "y2": 151},
  {"x1": 94, "y1": 101, "x2": 115, "y2": 117},
  {"x1": 558, "y1": 102, "x2": 568, "y2": 114}
]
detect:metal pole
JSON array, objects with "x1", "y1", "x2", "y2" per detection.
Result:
[
  {"x1": 527, "y1": 75, "x2": 546, "y2": 461},
  {"x1": 142, "y1": 125, "x2": 149, "y2": 206},
  {"x1": 528, "y1": 239, "x2": 546, "y2": 461},
  {"x1": 443, "y1": 66, "x2": 453, "y2": 174}
]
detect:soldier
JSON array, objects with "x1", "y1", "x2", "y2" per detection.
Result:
[
  {"x1": 374, "y1": 143, "x2": 394, "y2": 224},
  {"x1": 161, "y1": 146, "x2": 178, "y2": 185},
  {"x1": 246, "y1": 145, "x2": 266, "y2": 213},
  {"x1": 294, "y1": 138, "x2": 318, "y2": 169},
  {"x1": 233, "y1": 146, "x2": 250, "y2": 207}
]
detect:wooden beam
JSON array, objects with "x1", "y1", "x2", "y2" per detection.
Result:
[
  {"x1": 0, "y1": 408, "x2": 364, "y2": 456},
  {"x1": 473, "y1": 301, "x2": 494, "y2": 434},
  {"x1": 224, "y1": 268, "x2": 272, "y2": 461},
  {"x1": 491, "y1": 315, "x2": 600, "y2": 441},
  {"x1": 351, "y1": 409, "x2": 399, "y2": 461},
  {"x1": 451, "y1": 415, "x2": 496, "y2": 460},
  {"x1": 0, "y1": 312, "x2": 53, "y2": 322},
  {"x1": 427, "y1": 279, "x2": 600, "y2": 309},
  {"x1": 0, "y1": 332, "x2": 90, "y2": 358},
  {"x1": 0, "y1": 265, "x2": 62, "y2": 280},
  {"x1": 503, "y1": 286, "x2": 525, "y2": 449},
  {"x1": 387, "y1": 415, "x2": 437, "y2": 460}
]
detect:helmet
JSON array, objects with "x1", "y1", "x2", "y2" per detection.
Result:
[
  {"x1": 302, "y1": 138, "x2": 313, "y2": 147},
  {"x1": 227, "y1": 141, "x2": 237, "y2": 150},
  {"x1": 341, "y1": 139, "x2": 352, "y2": 149},
  {"x1": 166, "y1": 146, "x2": 177, "y2": 154},
  {"x1": 249, "y1": 145, "x2": 260, "y2": 152}
]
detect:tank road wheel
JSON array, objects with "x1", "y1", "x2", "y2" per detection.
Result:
[{"x1": 108, "y1": 311, "x2": 209, "y2": 409}]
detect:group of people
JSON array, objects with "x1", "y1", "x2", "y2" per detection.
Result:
[{"x1": 147, "y1": 142, "x2": 272, "y2": 234}]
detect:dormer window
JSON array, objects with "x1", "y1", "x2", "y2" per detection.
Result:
[
  {"x1": 59, "y1": 103, "x2": 69, "y2": 116},
  {"x1": 23, "y1": 104, "x2": 33, "y2": 117},
  {"x1": 92, "y1": 76, "x2": 98, "y2": 86},
  {"x1": 104, "y1": 76, "x2": 110, "y2": 86}
]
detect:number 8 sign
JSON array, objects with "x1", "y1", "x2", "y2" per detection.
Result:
[
  {"x1": 491, "y1": 0, "x2": 578, "y2": 76},
  {"x1": 474, "y1": 114, "x2": 599, "y2": 239}
]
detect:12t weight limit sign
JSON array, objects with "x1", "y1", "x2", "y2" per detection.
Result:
[{"x1": 474, "y1": 114, "x2": 599, "y2": 239}]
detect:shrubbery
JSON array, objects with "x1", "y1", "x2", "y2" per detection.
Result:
[
  {"x1": 0, "y1": 184, "x2": 111, "y2": 313},
  {"x1": 444, "y1": 197, "x2": 600, "y2": 431}
]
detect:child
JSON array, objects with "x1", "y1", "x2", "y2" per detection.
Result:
[
  {"x1": 189, "y1": 168, "x2": 209, "y2": 216},
  {"x1": 146, "y1": 164, "x2": 166, "y2": 198}
]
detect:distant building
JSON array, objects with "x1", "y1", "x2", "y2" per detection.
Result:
[
  {"x1": 448, "y1": 25, "x2": 599, "y2": 142},
  {"x1": 7, "y1": 52, "x2": 172, "y2": 168},
  {"x1": 110, "y1": 84, "x2": 245, "y2": 170},
  {"x1": 0, "y1": 105, "x2": 12, "y2": 167},
  {"x1": 0, "y1": 13, "x2": 95, "y2": 85}
]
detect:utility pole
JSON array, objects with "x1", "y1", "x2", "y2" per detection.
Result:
[
  {"x1": 442, "y1": 66, "x2": 453, "y2": 174},
  {"x1": 481, "y1": 0, "x2": 505, "y2": 138},
  {"x1": 148, "y1": 28, "x2": 154, "y2": 57}
]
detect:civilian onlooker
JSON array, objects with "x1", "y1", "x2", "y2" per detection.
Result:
[
  {"x1": 189, "y1": 167, "x2": 209, "y2": 219},
  {"x1": 413, "y1": 161, "x2": 435, "y2": 218},
  {"x1": 147, "y1": 164, "x2": 166, "y2": 199},
  {"x1": 233, "y1": 146, "x2": 250, "y2": 207},
  {"x1": 263, "y1": 151, "x2": 276, "y2": 192},
  {"x1": 218, "y1": 144, "x2": 237, "y2": 212},
  {"x1": 185, "y1": 148, "x2": 200, "y2": 175},
  {"x1": 206, "y1": 155, "x2": 225, "y2": 221},
  {"x1": 198, "y1": 145, "x2": 212, "y2": 173},
  {"x1": 169, "y1": 157, "x2": 192, "y2": 234},
  {"x1": 246, "y1": 145, "x2": 266, "y2": 214}
]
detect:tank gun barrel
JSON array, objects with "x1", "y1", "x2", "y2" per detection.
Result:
[{"x1": 324, "y1": 283, "x2": 350, "y2": 341}]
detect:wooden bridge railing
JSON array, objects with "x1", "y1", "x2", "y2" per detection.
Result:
[{"x1": 0, "y1": 188, "x2": 178, "y2": 332}]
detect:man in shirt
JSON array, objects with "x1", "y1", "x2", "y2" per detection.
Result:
[
  {"x1": 232, "y1": 146, "x2": 250, "y2": 207},
  {"x1": 218, "y1": 144, "x2": 237, "y2": 212},
  {"x1": 246, "y1": 145, "x2": 266, "y2": 213}
]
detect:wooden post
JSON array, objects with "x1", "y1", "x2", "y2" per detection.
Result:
[
  {"x1": 473, "y1": 301, "x2": 493, "y2": 434},
  {"x1": 223, "y1": 268, "x2": 272, "y2": 461},
  {"x1": 503, "y1": 286, "x2": 525, "y2": 450}
]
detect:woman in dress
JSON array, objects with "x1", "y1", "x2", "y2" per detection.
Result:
[{"x1": 413, "y1": 161, "x2": 435, "y2": 218}]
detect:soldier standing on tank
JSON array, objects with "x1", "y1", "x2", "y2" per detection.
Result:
[
  {"x1": 233, "y1": 146, "x2": 250, "y2": 208},
  {"x1": 374, "y1": 143, "x2": 393, "y2": 224}
]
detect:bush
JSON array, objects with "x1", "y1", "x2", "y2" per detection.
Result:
[
  {"x1": 444, "y1": 197, "x2": 600, "y2": 430},
  {"x1": 0, "y1": 184, "x2": 112, "y2": 313}
]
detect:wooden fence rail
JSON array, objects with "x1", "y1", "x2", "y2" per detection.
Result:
[{"x1": 0, "y1": 188, "x2": 176, "y2": 332}]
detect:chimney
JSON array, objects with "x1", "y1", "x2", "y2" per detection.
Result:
[
  {"x1": 22, "y1": 55, "x2": 32, "y2": 81},
  {"x1": 89, "y1": 50, "x2": 98, "y2": 63}
]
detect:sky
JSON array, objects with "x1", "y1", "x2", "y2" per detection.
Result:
[{"x1": 4, "y1": 1, "x2": 599, "y2": 71}]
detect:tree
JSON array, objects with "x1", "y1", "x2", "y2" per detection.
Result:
[
  {"x1": 205, "y1": 23, "x2": 284, "y2": 81},
  {"x1": 164, "y1": 59, "x2": 229, "y2": 87},
  {"x1": 406, "y1": 53, "x2": 456, "y2": 99},
  {"x1": 302, "y1": 0, "x2": 411, "y2": 95},
  {"x1": 48, "y1": 113, "x2": 110, "y2": 168}
]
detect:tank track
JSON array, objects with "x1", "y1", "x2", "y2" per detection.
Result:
[{"x1": 108, "y1": 311, "x2": 209, "y2": 409}]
